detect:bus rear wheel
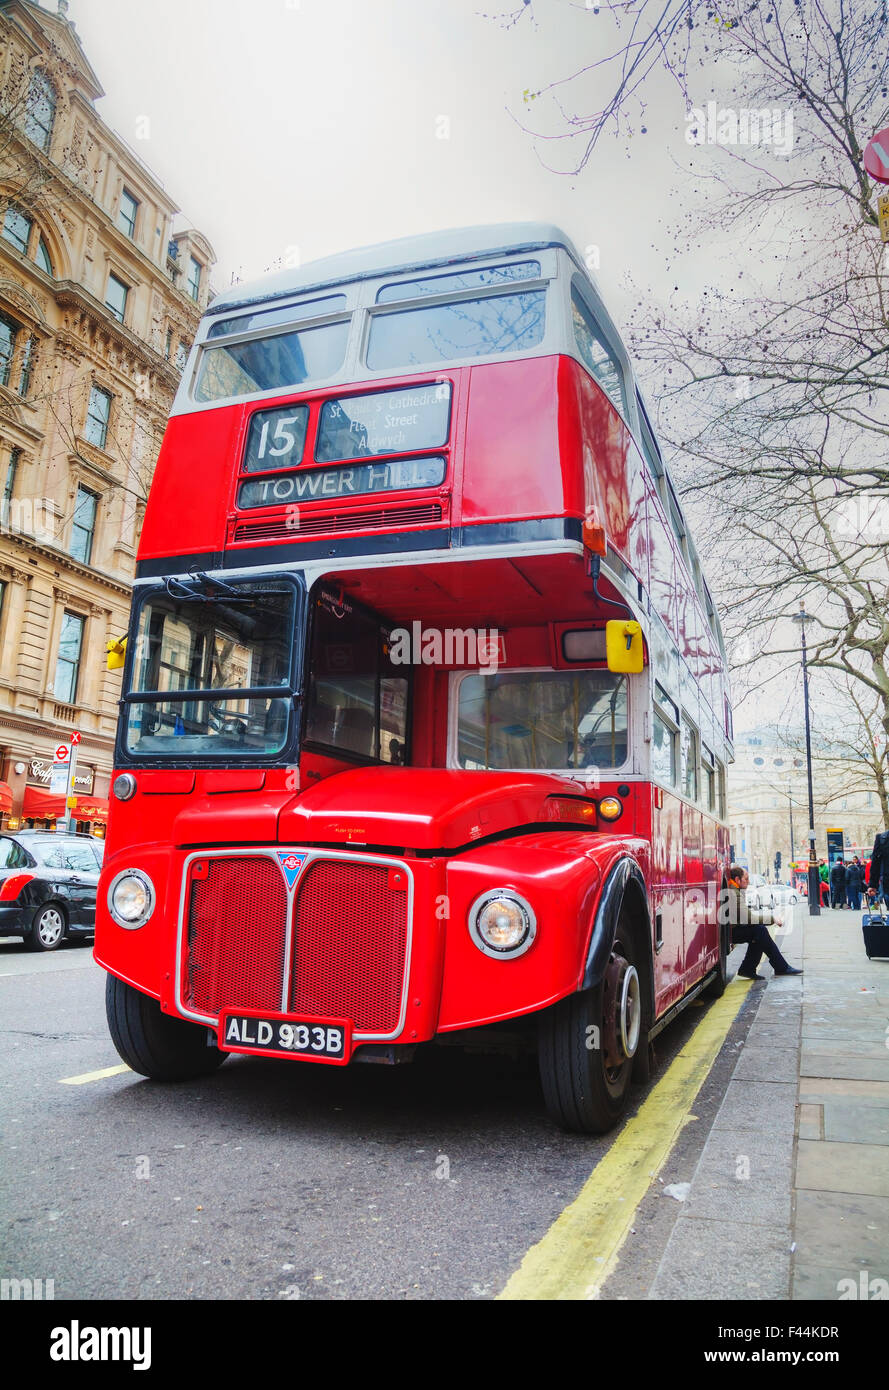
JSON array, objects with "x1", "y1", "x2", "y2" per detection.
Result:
[
  {"x1": 106, "y1": 975, "x2": 228, "y2": 1081},
  {"x1": 538, "y1": 932, "x2": 640, "y2": 1134}
]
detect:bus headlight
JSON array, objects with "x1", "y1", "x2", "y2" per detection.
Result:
[
  {"x1": 108, "y1": 869, "x2": 156, "y2": 928},
  {"x1": 469, "y1": 891, "x2": 536, "y2": 959}
]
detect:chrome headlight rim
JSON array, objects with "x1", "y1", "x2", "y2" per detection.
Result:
[
  {"x1": 107, "y1": 868, "x2": 156, "y2": 929},
  {"x1": 468, "y1": 888, "x2": 537, "y2": 960}
]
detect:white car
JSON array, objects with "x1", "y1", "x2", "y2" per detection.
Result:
[{"x1": 745, "y1": 874, "x2": 799, "y2": 910}]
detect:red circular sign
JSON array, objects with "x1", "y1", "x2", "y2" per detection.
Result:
[
  {"x1": 54, "y1": 744, "x2": 70, "y2": 762},
  {"x1": 863, "y1": 128, "x2": 889, "y2": 184}
]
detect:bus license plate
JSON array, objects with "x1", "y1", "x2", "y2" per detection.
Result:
[{"x1": 218, "y1": 1011, "x2": 350, "y2": 1064}]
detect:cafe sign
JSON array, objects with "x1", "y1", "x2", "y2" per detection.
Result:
[{"x1": 29, "y1": 758, "x2": 94, "y2": 794}]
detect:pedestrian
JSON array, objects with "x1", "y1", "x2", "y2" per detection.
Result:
[
  {"x1": 829, "y1": 858, "x2": 847, "y2": 909},
  {"x1": 723, "y1": 865, "x2": 802, "y2": 980},
  {"x1": 846, "y1": 858, "x2": 864, "y2": 912},
  {"x1": 869, "y1": 828, "x2": 889, "y2": 910}
]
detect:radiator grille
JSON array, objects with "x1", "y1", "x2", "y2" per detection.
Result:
[
  {"x1": 232, "y1": 502, "x2": 442, "y2": 543},
  {"x1": 290, "y1": 860, "x2": 407, "y2": 1034},
  {"x1": 184, "y1": 857, "x2": 288, "y2": 1016}
]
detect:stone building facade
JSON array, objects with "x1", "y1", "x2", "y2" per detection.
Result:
[
  {"x1": 728, "y1": 726, "x2": 886, "y2": 878},
  {"x1": 0, "y1": 0, "x2": 215, "y2": 832}
]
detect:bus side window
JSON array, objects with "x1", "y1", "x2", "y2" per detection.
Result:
[
  {"x1": 571, "y1": 285, "x2": 628, "y2": 417},
  {"x1": 680, "y1": 714, "x2": 699, "y2": 802},
  {"x1": 652, "y1": 682, "x2": 678, "y2": 786}
]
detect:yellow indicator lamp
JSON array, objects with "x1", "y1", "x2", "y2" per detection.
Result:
[
  {"x1": 605, "y1": 620, "x2": 644, "y2": 674},
  {"x1": 598, "y1": 796, "x2": 623, "y2": 821},
  {"x1": 107, "y1": 635, "x2": 127, "y2": 670}
]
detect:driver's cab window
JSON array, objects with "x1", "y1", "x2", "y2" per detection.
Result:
[
  {"x1": 455, "y1": 668, "x2": 628, "y2": 771},
  {"x1": 304, "y1": 591, "x2": 410, "y2": 764}
]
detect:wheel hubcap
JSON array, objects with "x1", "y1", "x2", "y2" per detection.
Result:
[
  {"x1": 38, "y1": 909, "x2": 63, "y2": 946},
  {"x1": 602, "y1": 953, "x2": 640, "y2": 1070}
]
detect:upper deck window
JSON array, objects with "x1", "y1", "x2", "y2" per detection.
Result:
[
  {"x1": 571, "y1": 286, "x2": 627, "y2": 417},
  {"x1": 206, "y1": 294, "x2": 346, "y2": 339},
  {"x1": 367, "y1": 289, "x2": 546, "y2": 372},
  {"x1": 194, "y1": 320, "x2": 349, "y2": 403},
  {"x1": 456, "y1": 669, "x2": 628, "y2": 771},
  {"x1": 376, "y1": 260, "x2": 541, "y2": 303}
]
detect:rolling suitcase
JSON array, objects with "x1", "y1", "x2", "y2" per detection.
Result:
[{"x1": 861, "y1": 911, "x2": 889, "y2": 960}]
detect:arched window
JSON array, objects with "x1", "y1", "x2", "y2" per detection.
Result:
[
  {"x1": 35, "y1": 236, "x2": 53, "y2": 275},
  {"x1": 25, "y1": 71, "x2": 56, "y2": 151}
]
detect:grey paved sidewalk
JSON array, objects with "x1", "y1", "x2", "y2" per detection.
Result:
[
  {"x1": 648, "y1": 901, "x2": 889, "y2": 1301},
  {"x1": 790, "y1": 905, "x2": 889, "y2": 1300}
]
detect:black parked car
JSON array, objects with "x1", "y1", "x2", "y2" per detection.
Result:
[{"x1": 0, "y1": 831, "x2": 105, "y2": 952}]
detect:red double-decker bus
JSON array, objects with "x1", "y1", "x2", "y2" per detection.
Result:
[{"x1": 95, "y1": 224, "x2": 733, "y2": 1133}]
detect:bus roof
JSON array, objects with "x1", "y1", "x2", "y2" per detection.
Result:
[{"x1": 208, "y1": 222, "x2": 588, "y2": 317}]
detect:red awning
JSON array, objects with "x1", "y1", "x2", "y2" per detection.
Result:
[
  {"x1": 74, "y1": 797, "x2": 109, "y2": 823},
  {"x1": 21, "y1": 785, "x2": 64, "y2": 820},
  {"x1": 0, "y1": 782, "x2": 12, "y2": 813}
]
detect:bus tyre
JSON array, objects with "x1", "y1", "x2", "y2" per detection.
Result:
[
  {"x1": 703, "y1": 918, "x2": 729, "y2": 999},
  {"x1": 105, "y1": 975, "x2": 228, "y2": 1081},
  {"x1": 538, "y1": 933, "x2": 640, "y2": 1134}
]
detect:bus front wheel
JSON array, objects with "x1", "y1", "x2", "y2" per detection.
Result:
[
  {"x1": 106, "y1": 975, "x2": 228, "y2": 1081},
  {"x1": 538, "y1": 932, "x2": 639, "y2": 1134}
]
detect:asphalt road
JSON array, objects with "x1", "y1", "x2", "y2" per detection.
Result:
[{"x1": 0, "y1": 938, "x2": 754, "y2": 1301}]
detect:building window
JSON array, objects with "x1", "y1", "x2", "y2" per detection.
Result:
[
  {"x1": 35, "y1": 236, "x2": 53, "y2": 275},
  {"x1": 164, "y1": 328, "x2": 173, "y2": 359},
  {"x1": 105, "y1": 273, "x2": 129, "y2": 324},
  {"x1": 2, "y1": 206, "x2": 32, "y2": 255},
  {"x1": 187, "y1": 257, "x2": 202, "y2": 301},
  {"x1": 0, "y1": 312, "x2": 21, "y2": 390},
  {"x1": 53, "y1": 611, "x2": 85, "y2": 705},
  {"x1": 18, "y1": 335, "x2": 35, "y2": 397},
  {"x1": 174, "y1": 340, "x2": 188, "y2": 369},
  {"x1": 118, "y1": 190, "x2": 138, "y2": 239},
  {"x1": 25, "y1": 72, "x2": 56, "y2": 151},
  {"x1": 84, "y1": 386, "x2": 111, "y2": 449},
  {"x1": 70, "y1": 486, "x2": 98, "y2": 565},
  {"x1": 2, "y1": 448, "x2": 20, "y2": 528}
]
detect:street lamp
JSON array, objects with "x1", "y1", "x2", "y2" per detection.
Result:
[{"x1": 792, "y1": 603, "x2": 821, "y2": 916}]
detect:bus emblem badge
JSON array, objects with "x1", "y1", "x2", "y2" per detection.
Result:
[{"x1": 276, "y1": 851, "x2": 308, "y2": 890}]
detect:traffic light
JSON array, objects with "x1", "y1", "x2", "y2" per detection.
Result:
[{"x1": 774, "y1": 851, "x2": 782, "y2": 878}]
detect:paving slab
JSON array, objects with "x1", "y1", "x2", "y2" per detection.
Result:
[
  {"x1": 822, "y1": 1100, "x2": 889, "y2": 1145},
  {"x1": 796, "y1": 1140, "x2": 889, "y2": 1197},
  {"x1": 799, "y1": 1078, "x2": 889, "y2": 1102},
  {"x1": 712, "y1": 1079, "x2": 798, "y2": 1132},
  {"x1": 791, "y1": 1262, "x2": 872, "y2": 1300},
  {"x1": 800, "y1": 1054, "x2": 889, "y2": 1082},
  {"x1": 733, "y1": 1046, "x2": 799, "y2": 1083},
  {"x1": 650, "y1": 1219, "x2": 791, "y2": 1300},
  {"x1": 797, "y1": 1103, "x2": 822, "y2": 1140},
  {"x1": 793, "y1": 1189, "x2": 889, "y2": 1271}
]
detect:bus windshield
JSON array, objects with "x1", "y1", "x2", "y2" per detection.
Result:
[{"x1": 123, "y1": 578, "x2": 299, "y2": 759}]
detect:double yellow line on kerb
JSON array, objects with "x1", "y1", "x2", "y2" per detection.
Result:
[{"x1": 499, "y1": 978, "x2": 752, "y2": 1301}]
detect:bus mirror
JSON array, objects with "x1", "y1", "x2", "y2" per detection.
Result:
[
  {"x1": 606, "y1": 620, "x2": 644, "y2": 673},
  {"x1": 107, "y1": 635, "x2": 127, "y2": 671}
]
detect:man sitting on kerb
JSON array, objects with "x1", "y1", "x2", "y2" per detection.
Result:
[{"x1": 723, "y1": 864, "x2": 802, "y2": 980}]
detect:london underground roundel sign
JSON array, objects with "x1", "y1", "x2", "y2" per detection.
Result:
[
  {"x1": 863, "y1": 128, "x2": 889, "y2": 184},
  {"x1": 54, "y1": 743, "x2": 70, "y2": 763}
]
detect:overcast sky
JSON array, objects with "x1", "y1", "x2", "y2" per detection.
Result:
[
  {"x1": 65, "y1": 0, "x2": 704, "y2": 311},
  {"x1": 61, "y1": 0, "x2": 817, "y2": 731}
]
